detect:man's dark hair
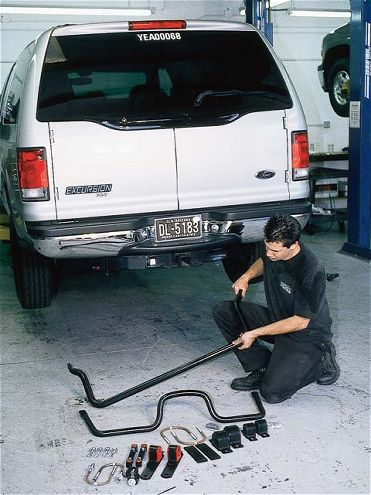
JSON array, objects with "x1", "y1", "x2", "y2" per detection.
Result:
[{"x1": 264, "y1": 214, "x2": 302, "y2": 247}]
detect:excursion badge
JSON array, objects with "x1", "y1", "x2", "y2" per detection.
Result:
[{"x1": 65, "y1": 183, "x2": 112, "y2": 195}]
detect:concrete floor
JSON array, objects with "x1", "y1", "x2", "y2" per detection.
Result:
[{"x1": 0, "y1": 226, "x2": 370, "y2": 494}]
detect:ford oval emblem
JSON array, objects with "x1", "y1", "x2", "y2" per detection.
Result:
[{"x1": 255, "y1": 170, "x2": 276, "y2": 179}]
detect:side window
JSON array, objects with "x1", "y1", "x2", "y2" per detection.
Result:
[{"x1": 2, "y1": 43, "x2": 35, "y2": 125}]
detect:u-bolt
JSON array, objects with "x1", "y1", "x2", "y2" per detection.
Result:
[
  {"x1": 160, "y1": 426, "x2": 206, "y2": 445},
  {"x1": 68, "y1": 291, "x2": 247, "y2": 408},
  {"x1": 85, "y1": 462, "x2": 125, "y2": 486}
]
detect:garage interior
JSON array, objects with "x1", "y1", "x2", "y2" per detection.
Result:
[{"x1": 0, "y1": 1, "x2": 370, "y2": 494}]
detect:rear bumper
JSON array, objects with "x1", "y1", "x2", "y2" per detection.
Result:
[{"x1": 26, "y1": 200, "x2": 310, "y2": 259}]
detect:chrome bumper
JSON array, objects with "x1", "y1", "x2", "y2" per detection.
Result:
[{"x1": 31, "y1": 213, "x2": 310, "y2": 259}]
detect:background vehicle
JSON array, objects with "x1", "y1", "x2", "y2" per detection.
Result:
[
  {"x1": 318, "y1": 22, "x2": 350, "y2": 117},
  {"x1": 0, "y1": 20, "x2": 310, "y2": 308}
]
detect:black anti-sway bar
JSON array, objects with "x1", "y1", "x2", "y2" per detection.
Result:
[
  {"x1": 79, "y1": 389, "x2": 265, "y2": 437},
  {"x1": 68, "y1": 291, "x2": 247, "y2": 408},
  {"x1": 68, "y1": 342, "x2": 240, "y2": 408}
]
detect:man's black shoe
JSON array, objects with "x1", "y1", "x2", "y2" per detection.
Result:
[
  {"x1": 231, "y1": 368, "x2": 266, "y2": 391},
  {"x1": 317, "y1": 342, "x2": 340, "y2": 385}
]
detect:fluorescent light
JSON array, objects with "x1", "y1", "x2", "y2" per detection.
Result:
[
  {"x1": 0, "y1": 6, "x2": 152, "y2": 16},
  {"x1": 240, "y1": 1, "x2": 290, "y2": 15},
  {"x1": 289, "y1": 9, "x2": 350, "y2": 18}
]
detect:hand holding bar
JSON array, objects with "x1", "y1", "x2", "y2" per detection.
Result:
[{"x1": 68, "y1": 291, "x2": 246, "y2": 408}]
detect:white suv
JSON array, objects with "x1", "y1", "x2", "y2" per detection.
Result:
[{"x1": 0, "y1": 19, "x2": 310, "y2": 308}]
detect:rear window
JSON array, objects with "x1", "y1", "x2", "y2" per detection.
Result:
[{"x1": 37, "y1": 30, "x2": 292, "y2": 128}]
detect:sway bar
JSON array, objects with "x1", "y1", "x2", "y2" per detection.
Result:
[
  {"x1": 79, "y1": 389, "x2": 265, "y2": 437},
  {"x1": 68, "y1": 291, "x2": 247, "y2": 408}
]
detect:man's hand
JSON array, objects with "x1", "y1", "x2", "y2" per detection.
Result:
[
  {"x1": 233, "y1": 330, "x2": 258, "y2": 350},
  {"x1": 232, "y1": 258, "x2": 264, "y2": 297},
  {"x1": 232, "y1": 274, "x2": 250, "y2": 297}
]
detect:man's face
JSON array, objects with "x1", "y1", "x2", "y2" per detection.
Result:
[{"x1": 264, "y1": 240, "x2": 299, "y2": 261}]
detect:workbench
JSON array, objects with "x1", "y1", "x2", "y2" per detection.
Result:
[{"x1": 307, "y1": 153, "x2": 349, "y2": 233}]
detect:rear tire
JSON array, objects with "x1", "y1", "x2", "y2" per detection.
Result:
[
  {"x1": 222, "y1": 242, "x2": 264, "y2": 283},
  {"x1": 10, "y1": 222, "x2": 54, "y2": 309}
]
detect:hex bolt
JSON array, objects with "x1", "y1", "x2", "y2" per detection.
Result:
[
  {"x1": 102, "y1": 447, "x2": 111, "y2": 457},
  {"x1": 87, "y1": 447, "x2": 96, "y2": 457},
  {"x1": 94, "y1": 447, "x2": 103, "y2": 457}
]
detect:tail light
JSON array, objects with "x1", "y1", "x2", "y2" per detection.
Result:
[
  {"x1": 291, "y1": 131, "x2": 309, "y2": 180},
  {"x1": 17, "y1": 148, "x2": 49, "y2": 201},
  {"x1": 128, "y1": 20, "x2": 186, "y2": 30}
]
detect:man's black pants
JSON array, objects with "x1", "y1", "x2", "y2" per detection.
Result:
[{"x1": 212, "y1": 300, "x2": 323, "y2": 403}]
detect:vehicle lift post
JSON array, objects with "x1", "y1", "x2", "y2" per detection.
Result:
[
  {"x1": 342, "y1": 0, "x2": 371, "y2": 260},
  {"x1": 244, "y1": 0, "x2": 273, "y2": 43}
]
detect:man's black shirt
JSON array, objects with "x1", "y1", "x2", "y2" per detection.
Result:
[{"x1": 263, "y1": 242, "x2": 332, "y2": 343}]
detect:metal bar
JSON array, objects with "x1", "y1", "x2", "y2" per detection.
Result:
[
  {"x1": 78, "y1": 390, "x2": 265, "y2": 437},
  {"x1": 233, "y1": 290, "x2": 248, "y2": 331},
  {"x1": 68, "y1": 342, "x2": 239, "y2": 408},
  {"x1": 68, "y1": 293, "x2": 245, "y2": 408}
]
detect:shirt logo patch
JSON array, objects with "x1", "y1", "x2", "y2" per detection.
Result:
[{"x1": 280, "y1": 281, "x2": 292, "y2": 294}]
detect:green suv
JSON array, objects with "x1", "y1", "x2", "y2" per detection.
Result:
[{"x1": 317, "y1": 22, "x2": 350, "y2": 117}]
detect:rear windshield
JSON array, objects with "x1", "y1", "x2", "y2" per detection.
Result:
[{"x1": 37, "y1": 29, "x2": 293, "y2": 128}]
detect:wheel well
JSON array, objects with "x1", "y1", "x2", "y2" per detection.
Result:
[
  {"x1": 0, "y1": 176, "x2": 11, "y2": 216},
  {"x1": 323, "y1": 46, "x2": 350, "y2": 82}
]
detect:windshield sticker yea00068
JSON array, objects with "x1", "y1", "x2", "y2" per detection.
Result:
[{"x1": 136, "y1": 32, "x2": 182, "y2": 42}]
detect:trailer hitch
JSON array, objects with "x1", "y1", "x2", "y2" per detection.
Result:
[
  {"x1": 78, "y1": 389, "x2": 265, "y2": 437},
  {"x1": 68, "y1": 291, "x2": 247, "y2": 408}
]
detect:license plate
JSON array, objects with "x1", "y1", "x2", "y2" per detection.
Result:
[{"x1": 155, "y1": 215, "x2": 202, "y2": 242}]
